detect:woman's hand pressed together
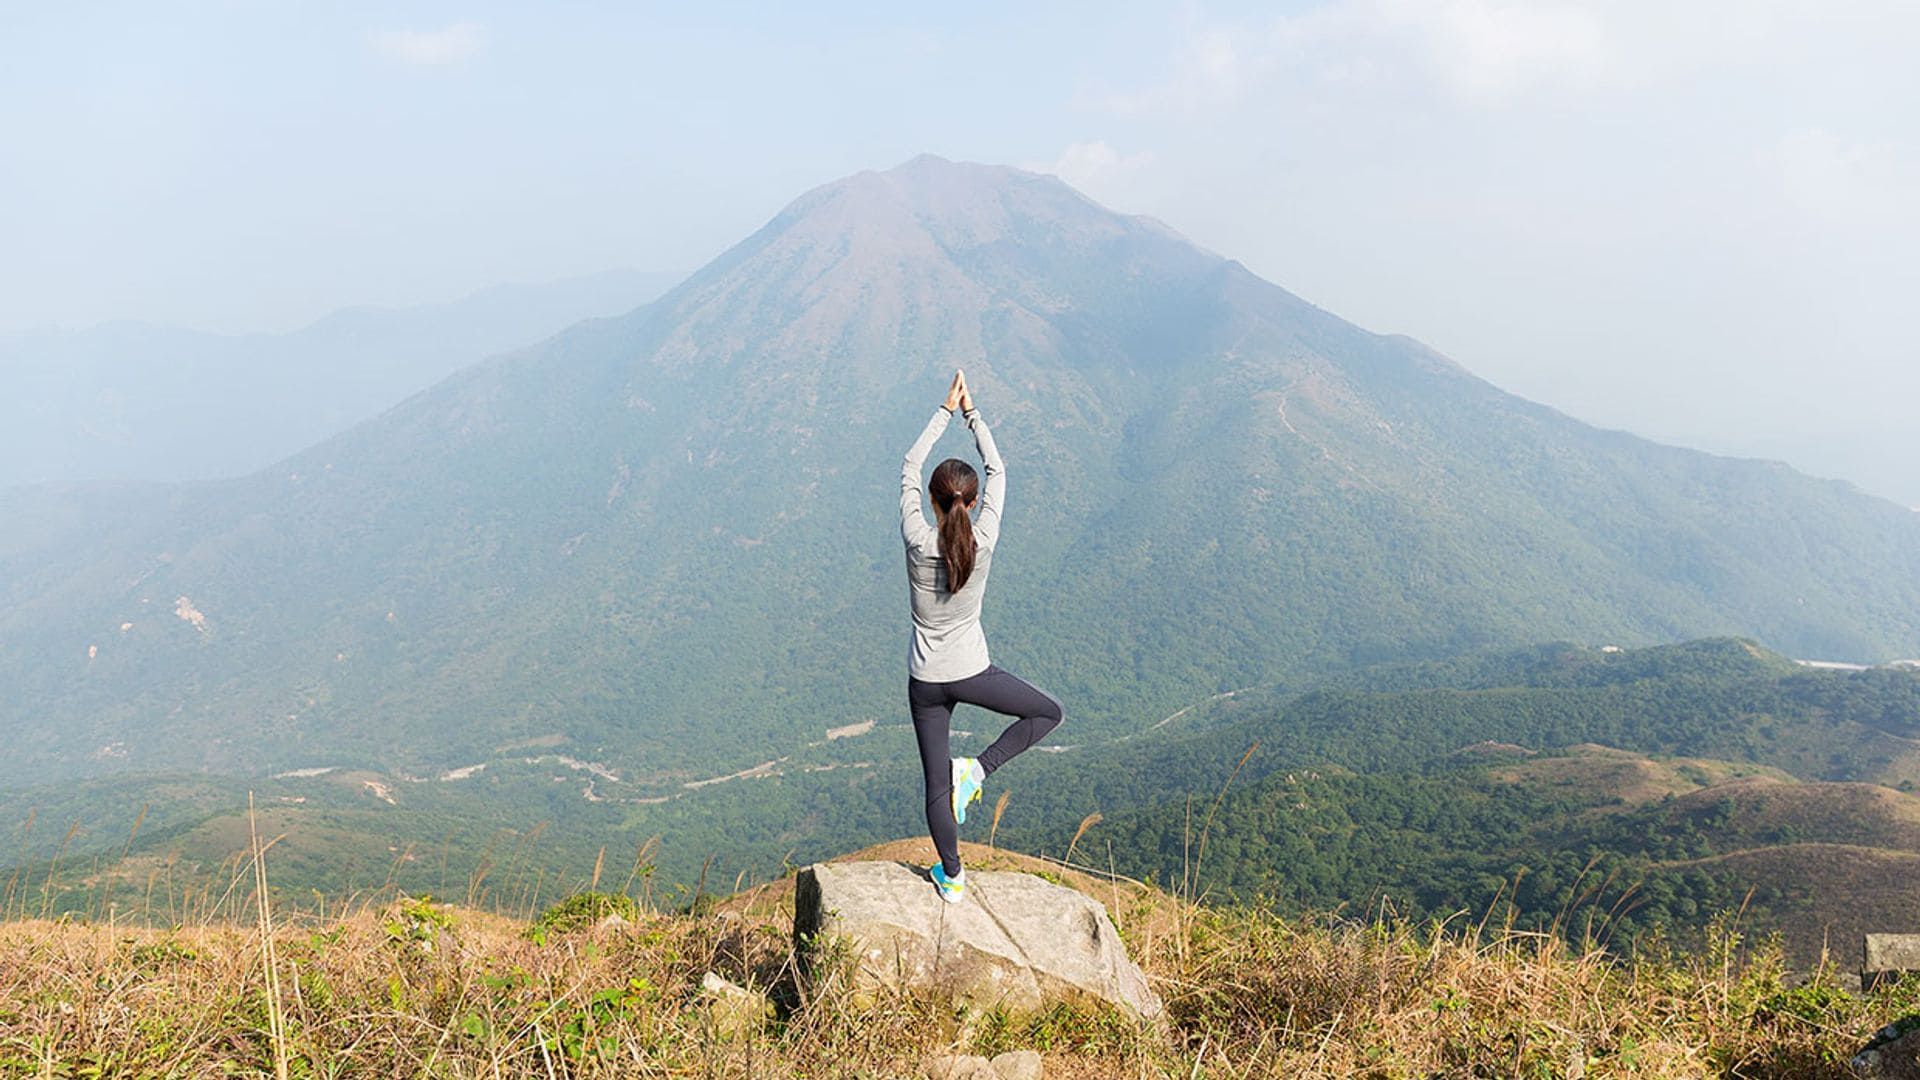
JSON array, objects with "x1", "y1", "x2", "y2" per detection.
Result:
[{"x1": 943, "y1": 369, "x2": 966, "y2": 413}]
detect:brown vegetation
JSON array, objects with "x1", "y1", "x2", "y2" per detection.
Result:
[
  {"x1": 3, "y1": 835, "x2": 1918, "y2": 1077},
  {"x1": 1486, "y1": 744, "x2": 1793, "y2": 809}
]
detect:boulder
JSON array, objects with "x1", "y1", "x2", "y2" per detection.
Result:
[{"x1": 794, "y1": 860, "x2": 1161, "y2": 1023}]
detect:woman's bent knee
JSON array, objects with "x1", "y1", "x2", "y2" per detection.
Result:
[
  {"x1": 1036, "y1": 696, "x2": 1064, "y2": 736},
  {"x1": 1042, "y1": 690, "x2": 1065, "y2": 724}
]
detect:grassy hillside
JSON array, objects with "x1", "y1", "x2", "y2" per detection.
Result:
[
  {"x1": 983, "y1": 639, "x2": 1920, "y2": 844},
  {"x1": 0, "y1": 839, "x2": 1909, "y2": 1078},
  {"x1": 1047, "y1": 647, "x2": 1920, "y2": 965},
  {"x1": 1089, "y1": 748, "x2": 1920, "y2": 964}
]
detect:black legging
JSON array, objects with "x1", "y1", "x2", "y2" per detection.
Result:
[{"x1": 908, "y1": 664, "x2": 1064, "y2": 877}]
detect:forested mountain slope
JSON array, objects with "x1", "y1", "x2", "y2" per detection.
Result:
[{"x1": 2, "y1": 157, "x2": 1918, "y2": 792}]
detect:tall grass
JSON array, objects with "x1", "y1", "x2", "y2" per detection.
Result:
[
  {"x1": 1, "y1": 836, "x2": 1912, "y2": 1077},
  {"x1": 1, "y1": 777, "x2": 1914, "y2": 1077},
  {"x1": 248, "y1": 794, "x2": 291, "y2": 1080}
]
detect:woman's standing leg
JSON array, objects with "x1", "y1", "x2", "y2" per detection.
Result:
[
  {"x1": 947, "y1": 665, "x2": 1064, "y2": 777},
  {"x1": 908, "y1": 678, "x2": 963, "y2": 877}
]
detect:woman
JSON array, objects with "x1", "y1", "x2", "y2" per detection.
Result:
[{"x1": 899, "y1": 369, "x2": 1064, "y2": 903}]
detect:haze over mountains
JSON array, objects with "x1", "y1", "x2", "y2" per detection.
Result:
[
  {"x1": 3, "y1": 155, "x2": 1918, "y2": 797},
  {"x1": 0, "y1": 268, "x2": 677, "y2": 488}
]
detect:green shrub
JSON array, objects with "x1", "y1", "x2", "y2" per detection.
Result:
[
  {"x1": 383, "y1": 894, "x2": 456, "y2": 953},
  {"x1": 527, "y1": 891, "x2": 638, "y2": 942}
]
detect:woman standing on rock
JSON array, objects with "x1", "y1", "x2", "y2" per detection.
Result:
[{"x1": 899, "y1": 370, "x2": 1065, "y2": 903}]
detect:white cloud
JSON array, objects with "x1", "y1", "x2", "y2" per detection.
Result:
[
  {"x1": 1021, "y1": 141, "x2": 1155, "y2": 200},
  {"x1": 1079, "y1": 27, "x2": 1249, "y2": 114},
  {"x1": 1372, "y1": 0, "x2": 1612, "y2": 99},
  {"x1": 369, "y1": 21, "x2": 485, "y2": 67},
  {"x1": 1084, "y1": 1, "x2": 1616, "y2": 114},
  {"x1": 1080, "y1": 0, "x2": 1845, "y2": 112},
  {"x1": 1774, "y1": 129, "x2": 1920, "y2": 224}
]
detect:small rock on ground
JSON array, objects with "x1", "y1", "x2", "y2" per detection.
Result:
[
  {"x1": 698, "y1": 971, "x2": 773, "y2": 1041},
  {"x1": 924, "y1": 1051, "x2": 1043, "y2": 1079},
  {"x1": 989, "y1": 1049, "x2": 1043, "y2": 1079},
  {"x1": 926, "y1": 1056, "x2": 995, "y2": 1080}
]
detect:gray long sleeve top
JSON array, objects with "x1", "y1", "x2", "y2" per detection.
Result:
[{"x1": 900, "y1": 404, "x2": 1006, "y2": 682}]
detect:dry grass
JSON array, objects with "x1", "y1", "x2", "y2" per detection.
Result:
[
  {"x1": 1161, "y1": 907, "x2": 1892, "y2": 1078},
  {"x1": 1486, "y1": 745, "x2": 1795, "y2": 809},
  {"x1": 1, "y1": 839, "x2": 1915, "y2": 1078}
]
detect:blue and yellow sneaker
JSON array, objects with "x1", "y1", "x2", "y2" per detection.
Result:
[
  {"x1": 951, "y1": 757, "x2": 986, "y2": 825},
  {"x1": 929, "y1": 862, "x2": 966, "y2": 903}
]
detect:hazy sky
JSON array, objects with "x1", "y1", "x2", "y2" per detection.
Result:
[{"x1": 4, "y1": 2, "x2": 1916, "y2": 503}]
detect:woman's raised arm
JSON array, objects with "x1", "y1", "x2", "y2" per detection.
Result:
[
  {"x1": 900, "y1": 405, "x2": 952, "y2": 545},
  {"x1": 963, "y1": 403, "x2": 1005, "y2": 548}
]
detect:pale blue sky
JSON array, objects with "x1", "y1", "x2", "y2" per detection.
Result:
[{"x1": 3, "y1": 2, "x2": 1917, "y2": 502}]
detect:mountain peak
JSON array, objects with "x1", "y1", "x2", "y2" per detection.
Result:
[
  {"x1": 637, "y1": 155, "x2": 1231, "y2": 379},
  {"x1": 875, "y1": 153, "x2": 1065, "y2": 202},
  {"x1": 773, "y1": 153, "x2": 1098, "y2": 247},
  {"x1": 886, "y1": 151, "x2": 1013, "y2": 180}
]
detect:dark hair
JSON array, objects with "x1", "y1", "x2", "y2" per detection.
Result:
[{"x1": 928, "y1": 458, "x2": 980, "y2": 592}]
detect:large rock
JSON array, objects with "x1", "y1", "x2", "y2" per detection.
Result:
[
  {"x1": 794, "y1": 861, "x2": 1162, "y2": 1022},
  {"x1": 1856, "y1": 1017, "x2": 1920, "y2": 1079},
  {"x1": 1867, "y1": 935, "x2": 1920, "y2": 990}
]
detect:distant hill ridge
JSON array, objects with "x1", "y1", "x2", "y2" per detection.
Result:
[
  {"x1": 2, "y1": 156, "x2": 1918, "y2": 791},
  {"x1": 0, "y1": 267, "x2": 676, "y2": 487}
]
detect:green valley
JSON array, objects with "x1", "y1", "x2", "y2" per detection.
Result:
[{"x1": 11, "y1": 639, "x2": 1920, "y2": 966}]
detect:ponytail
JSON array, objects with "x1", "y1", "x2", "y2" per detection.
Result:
[
  {"x1": 928, "y1": 458, "x2": 980, "y2": 593},
  {"x1": 938, "y1": 490, "x2": 977, "y2": 592}
]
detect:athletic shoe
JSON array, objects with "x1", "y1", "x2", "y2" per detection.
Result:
[
  {"x1": 951, "y1": 757, "x2": 985, "y2": 825},
  {"x1": 929, "y1": 863, "x2": 966, "y2": 903}
]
